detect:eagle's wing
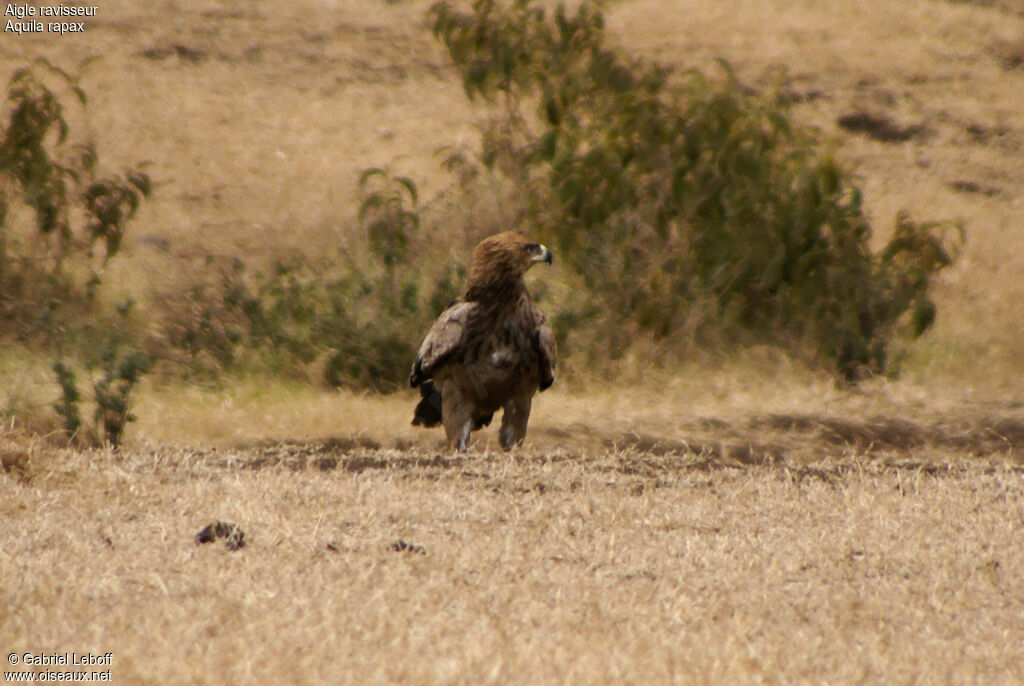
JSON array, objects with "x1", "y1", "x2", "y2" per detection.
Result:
[
  {"x1": 534, "y1": 308, "x2": 557, "y2": 391},
  {"x1": 409, "y1": 299, "x2": 476, "y2": 387}
]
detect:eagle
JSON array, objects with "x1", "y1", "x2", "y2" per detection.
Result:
[{"x1": 409, "y1": 230, "x2": 556, "y2": 451}]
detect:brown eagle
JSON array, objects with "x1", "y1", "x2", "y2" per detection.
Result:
[{"x1": 410, "y1": 231, "x2": 556, "y2": 451}]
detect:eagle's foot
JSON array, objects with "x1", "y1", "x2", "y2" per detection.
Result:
[
  {"x1": 454, "y1": 421, "x2": 472, "y2": 452},
  {"x1": 499, "y1": 427, "x2": 524, "y2": 451}
]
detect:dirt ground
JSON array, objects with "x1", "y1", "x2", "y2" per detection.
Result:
[{"x1": 3, "y1": 0, "x2": 1024, "y2": 683}]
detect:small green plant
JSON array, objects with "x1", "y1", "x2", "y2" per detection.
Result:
[
  {"x1": 358, "y1": 167, "x2": 420, "y2": 270},
  {"x1": 51, "y1": 346, "x2": 151, "y2": 448},
  {"x1": 429, "y1": 0, "x2": 962, "y2": 380},
  {"x1": 51, "y1": 360, "x2": 83, "y2": 439},
  {"x1": 91, "y1": 347, "x2": 152, "y2": 447}
]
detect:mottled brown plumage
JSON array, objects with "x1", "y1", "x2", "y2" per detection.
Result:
[{"x1": 410, "y1": 231, "x2": 556, "y2": 451}]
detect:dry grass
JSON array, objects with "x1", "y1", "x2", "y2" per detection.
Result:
[
  {"x1": 3, "y1": 378, "x2": 1024, "y2": 683},
  {"x1": 3, "y1": 0, "x2": 1024, "y2": 682},
  {"x1": 2, "y1": 443, "x2": 1023, "y2": 683}
]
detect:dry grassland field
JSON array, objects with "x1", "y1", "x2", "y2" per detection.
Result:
[{"x1": 3, "y1": 0, "x2": 1024, "y2": 683}]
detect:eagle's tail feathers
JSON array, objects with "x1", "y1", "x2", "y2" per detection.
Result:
[
  {"x1": 411, "y1": 380, "x2": 443, "y2": 427},
  {"x1": 411, "y1": 379, "x2": 494, "y2": 431}
]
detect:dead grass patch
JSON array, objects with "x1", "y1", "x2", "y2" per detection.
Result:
[{"x1": 2, "y1": 445, "x2": 1023, "y2": 683}]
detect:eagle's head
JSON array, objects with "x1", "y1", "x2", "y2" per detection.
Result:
[{"x1": 465, "y1": 231, "x2": 552, "y2": 300}]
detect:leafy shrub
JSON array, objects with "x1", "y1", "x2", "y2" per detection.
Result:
[
  {"x1": 430, "y1": 0, "x2": 961, "y2": 380},
  {"x1": 0, "y1": 60, "x2": 150, "y2": 342}
]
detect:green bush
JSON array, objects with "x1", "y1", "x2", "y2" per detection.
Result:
[
  {"x1": 430, "y1": 0, "x2": 961, "y2": 380},
  {"x1": 0, "y1": 60, "x2": 150, "y2": 343}
]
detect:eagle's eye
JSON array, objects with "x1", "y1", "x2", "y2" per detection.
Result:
[{"x1": 524, "y1": 243, "x2": 540, "y2": 251}]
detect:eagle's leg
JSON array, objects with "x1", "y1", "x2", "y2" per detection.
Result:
[
  {"x1": 444, "y1": 413, "x2": 473, "y2": 451},
  {"x1": 442, "y1": 384, "x2": 474, "y2": 452},
  {"x1": 453, "y1": 420, "x2": 472, "y2": 452},
  {"x1": 499, "y1": 396, "x2": 532, "y2": 450}
]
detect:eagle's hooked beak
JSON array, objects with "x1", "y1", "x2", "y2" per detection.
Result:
[{"x1": 532, "y1": 244, "x2": 553, "y2": 266}]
